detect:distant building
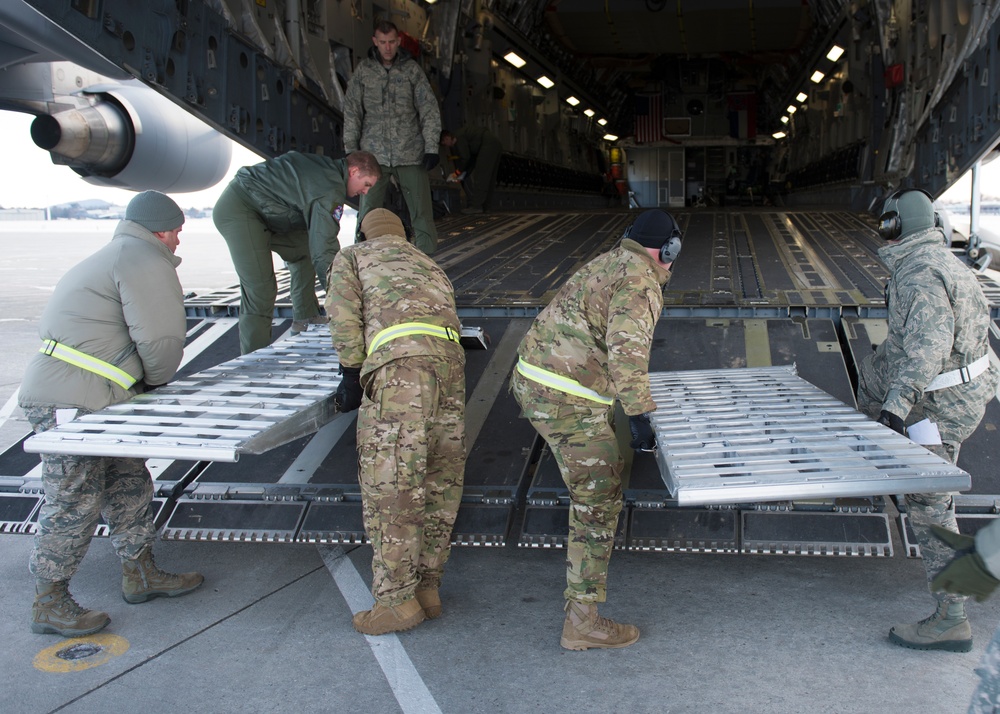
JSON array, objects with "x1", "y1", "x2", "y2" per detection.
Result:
[{"x1": 0, "y1": 208, "x2": 47, "y2": 220}]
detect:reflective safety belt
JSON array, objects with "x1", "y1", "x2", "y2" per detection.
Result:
[
  {"x1": 367, "y1": 322, "x2": 461, "y2": 355},
  {"x1": 516, "y1": 357, "x2": 614, "y2": 405},
  {"x1": 40, "y1": 340, "x2": 137, "y2": 390},
  {"x1": 924, "y1": 354, "x2": 991, "y2": 392}
]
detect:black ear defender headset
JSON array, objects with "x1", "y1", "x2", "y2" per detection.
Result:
[
  {"x1": 877, "y1": 187, "x2": 933, "y2": 241},
  {"x1": 659, "y1": 213, "x2": 683, "y2": 264},
  {"x1": 622, "y1": 211, "x2": 683, "y2": 264}
]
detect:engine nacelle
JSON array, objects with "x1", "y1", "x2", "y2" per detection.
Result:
[{"x1": 30, "y1": 81, "x2": 231, "y2": 193}]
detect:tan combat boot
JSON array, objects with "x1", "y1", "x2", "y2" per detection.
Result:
[
  {"x1": 31, "y1": 580, "x2": 110, "y2": 637},
  {"x1": 561, "y1": 600, "x2": 640, "y2": 651},
  {"x1": 415, "y1": 587, "x2": 442, "y2": 619},
  {"x1": 353, "y1": 598, "x2": 425, "y2": 635},
  {"x1": 888, "y1": 602, "x2": 972, "y2": 652},
  {"x1": 122, "y1": 547, "x2": 204, "y2": 604}
]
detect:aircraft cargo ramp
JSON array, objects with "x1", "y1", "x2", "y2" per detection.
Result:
[{"x1": 3, "y1": 208, "x2": 999, "y2": 560}]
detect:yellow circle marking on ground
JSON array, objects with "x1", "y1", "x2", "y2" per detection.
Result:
[{"x1": 33, "y1": 633, "x2": 130, "y2": 673}]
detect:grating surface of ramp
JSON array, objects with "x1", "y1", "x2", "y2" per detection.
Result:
[
  {"x1": 649, "y1": 365, "x2": 971, "y2": 506},
  {"x1": 23, "y1": 331, "x2": 341, "y2": 463}
]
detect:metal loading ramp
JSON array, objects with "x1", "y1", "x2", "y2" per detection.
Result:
[
  {"x1": 648, "y1": 365, "x2": 971, "y2": 506},
  {"x1": 22, "y1": 331, "x2": 342, "y2": 463}
]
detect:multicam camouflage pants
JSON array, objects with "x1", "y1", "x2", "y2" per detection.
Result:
[
  {"x1": 23, "y1": 406, "x2": 156, "y2": 583},
  {"x1": 356, "y1": 355, "x2": 466, "y2": 606},
  {"x1": 511, "y1": 369, "x2": 623, "y2": 604},
  {"x1": 856, "y1": 353, "x2": 966, "y2": 609}
]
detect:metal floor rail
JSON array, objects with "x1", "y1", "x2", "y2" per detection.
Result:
[{"x1": 648, "y1": 365, "x2": 971, "y2": 505}]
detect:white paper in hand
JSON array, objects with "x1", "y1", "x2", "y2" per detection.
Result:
[{"x1": 908, "y1": 418, "x2": 942, "y2": 445}]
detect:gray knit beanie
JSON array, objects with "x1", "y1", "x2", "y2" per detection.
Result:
[{"x1": 125, "y1": 191, "x2": 185, "y2": 232}]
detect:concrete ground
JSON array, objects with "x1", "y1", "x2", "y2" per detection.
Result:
[{"x1": 0, "y1": 219, "x2": 997, "y2": 714}]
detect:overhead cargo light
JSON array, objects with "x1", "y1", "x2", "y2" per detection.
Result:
[
  {"x1": 566, "y1": 96, "x2": 580, "y2": 106},
  {"x1": 780, "y1": 116, "x2": 789, "y2": 124},
  {"x1": 537, "y1": 75, "x2": 554, "y2": 89},
  {"x1": 826, "y1": 45, "x2": 845, "y2": 62},
  {"x1": 503, "y1": 51, "x2": 526, "y2": 68},
  {"x1": 786, "y1": 105, "x2": 797, "y2": 114},
  {"x1": 583, "y1": 108, "x2": 595, "y2": 117},
  {"x1": 810, "y1": 70, "x2": 825, "y2": 83},
  {"x1": 772, "y1": 131, "x2": 786, "y2": 139},
  {"x1": 796, "y1": 92, "x2": 808, "y2": 103},
  {"x1": 603, "y1": 133, "x2": 618, "y2": 141},
  {"x1": 598, "y1": 118, "x2": 608, "y2": 126}
]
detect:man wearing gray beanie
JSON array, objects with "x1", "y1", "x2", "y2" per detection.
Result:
[{"x1": 18, "y1": 190, "x2": 203, "y2": 638}]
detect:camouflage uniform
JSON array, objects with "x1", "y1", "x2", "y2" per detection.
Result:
[
  {"x1": 214, "y1": 152, "x2": 355, "y2": 354},
  {"x1": 344, "y1": 47, "x2": 441, "y2": 254},
  {"x1": 325, "y1": 227, "x2": 465, "y2": 606},
  {"x1": 512, "y1": 239, "x2": 670, "y2": 603},
  {"x1": 23, "y1": 407, "x2": 155, "y2": 582},
  {"x1": 856, "y1": 225, "x2": 999, "y2": 608}
]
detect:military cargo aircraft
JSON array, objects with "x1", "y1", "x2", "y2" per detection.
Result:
[{"x1": 2, "y1": 0, "x2": 1000, "y2": 563}]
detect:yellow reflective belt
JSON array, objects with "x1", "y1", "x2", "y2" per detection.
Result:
[
  {"x1": 368, "y1": 322, "x2": 460, "y2": 354},
  {"x1": 40, "y1": 340, "x2": 137, "y2": 390},
  {"x1": 516, "y1": 357, "x2": 614, "y2": 405}
]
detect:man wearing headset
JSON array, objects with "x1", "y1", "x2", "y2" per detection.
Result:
[
  {"x1": 510, "y1": 209, "x2": 680, "y2": 651},
  {"x1": 858, "y1": 187, "x2": 999, "y2": 652}
]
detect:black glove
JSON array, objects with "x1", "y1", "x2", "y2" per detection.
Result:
[
  {"x1": 421, "y1": 152, "x2": 439, "y2": 171},
  {"x1": 930, "y1": 524, "x2": 1000, "y2": 602},
  {"x1": 629, "y1": 413, "x2": 657, "y2": 452},
  {"x1": 334, "y1": 366, "x2": 363, "y2": 412},
  {"x1": 876, "y1": 409, "x2": 906, "y2": 436}
]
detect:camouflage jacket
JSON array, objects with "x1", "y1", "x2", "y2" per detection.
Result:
[
  {"x1": 19, "y1": 220, "x2": 185, "y2": 411},
  {"x1": 325, "y1": 232, "x2": 463, "y2": 377},
  {"x1": 875, "y1": 226, "x2": 999, "y2": 434},
  {"x1": 342, "y1": 47, "x2": 441, "y2": 168},
  {"x1": 517, "y1": 239, "x2": 670, "y2": 416},
  {"x1": 231, "y1": 152, "x2": 350, "y2": 282}
]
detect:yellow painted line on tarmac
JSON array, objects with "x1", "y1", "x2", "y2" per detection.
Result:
[{"x1": 33, "y1": 633, "x2": 130, "y2": 673}]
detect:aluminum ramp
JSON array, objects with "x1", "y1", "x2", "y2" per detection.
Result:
[
  {"x1": 649, "y1": 365, "x2": 971, "y2": 506},
  {"x1": 22, "y1": 331, "x2": 343, "y2": 462}
]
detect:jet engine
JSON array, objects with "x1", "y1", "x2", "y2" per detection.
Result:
[{"x1": 29, "y1": 81, "x2": 231, "y2": 193}]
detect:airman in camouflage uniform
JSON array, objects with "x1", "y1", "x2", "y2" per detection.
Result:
[
  {"x1": 511, "y1": 209, "x2": 681, "y2": 650},
  {"x1": 857, "y1": 188, "x2": 999, "y2": 652},
  {"x1": 19, "y1": 191, "x2": 204, "y2": 637},
  {"x1": 213, "y1": 150, "x2": 381, "y2": 354},
  {"x1": 344, "y1": 20, "x2": 442, "y2": 254},
  {"x1": 325, "y1": 208, "x2": 466, "y2": 635}
]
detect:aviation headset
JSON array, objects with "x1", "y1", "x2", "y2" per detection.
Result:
[
  {"x1": 877, "y1": 187, "x2": 934, "y2": 241},
  {"x1": 623, "y1": 211, "x2": 684, "y2": 264}
]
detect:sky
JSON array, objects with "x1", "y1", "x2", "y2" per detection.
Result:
[{"x1": 0, "y1": 108, "x2": 998, "y2": 209}]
